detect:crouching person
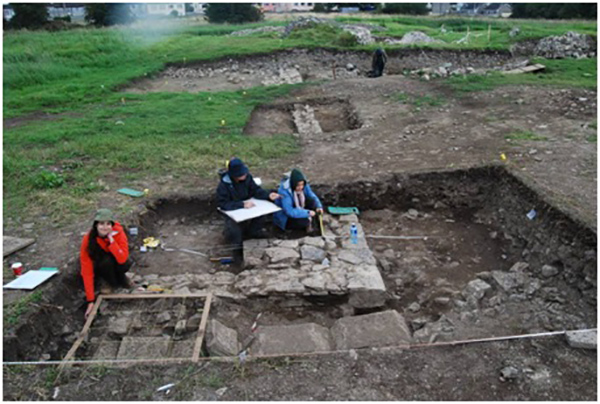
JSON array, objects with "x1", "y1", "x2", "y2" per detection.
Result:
[
  {"x1": 217, "y1": 158, "x2": 280, "y2": 265},
  {"x1": 81, "y1": 209, "x2": 132, "y2": 318},
  {"x1": 274, "y1": 168, "x2": 323, "y2": 233}
]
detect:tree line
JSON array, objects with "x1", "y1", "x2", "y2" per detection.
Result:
[{"x1": 4, "y1": 3, "x2": 597, "y2": 30}]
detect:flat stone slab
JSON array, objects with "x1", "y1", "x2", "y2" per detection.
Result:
[
  {"x1": 93, "y1": 341, "x2": 120, "y2": 360},
  {"x1": 3, "y1": 236, "x2": 35, "y2": 257},
  {"x1": 171, "y1": 339, "x2": 195, "y2": 358},
  {"x1": 206, "y1": 319, "x2": 240, "y2": 356},
  {"x1": 117, "y1": 336, "x2": 170, "y2": 360},
  {"x1": 566, "y1": 330, "x2": 597, "y2": 350},
  {"x1": 265, "y1": 247, "x2": 300, "y2": 263},
  {"x1": 254, "y1": 323, "x2": 333, "y2": 356},
  {"x1": 331, "y1": 310, "x2": 412, "y2": 350}
]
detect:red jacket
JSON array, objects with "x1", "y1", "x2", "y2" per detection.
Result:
[{"x1": 80, "y1": 222, "x2": 129, "y2": 302}]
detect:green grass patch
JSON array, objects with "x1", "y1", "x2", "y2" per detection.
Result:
[
  {"x1": 4, "y1": 290, "x2": 43, "y2": 327},
  {"x1": 505, "y1": 129, "x2": 548, "y2": 141},
  {"x1": 4, "y1": 17, "x2": 596, "y2": 118},
  {"x1": 590, "y1": 120, "x2": 597, "y2": 130},
  {"x1": 586, "y1": 133, "x2": 597, "y2": 142},
  {"x1": 4, "y1": 85, "x2": 300, "y2": 222},
  {"x1": 396, "y1": 92, "x2": 446, "y2": 108},
  {"x1": 446, "y1": 57, "x2": 597, "y2": 92}
]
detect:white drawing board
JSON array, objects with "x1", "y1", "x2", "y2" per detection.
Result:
[
  {"x1": 3, "y1": 269, "x2": 59, "y2": 290},
  {"x1": 218, "y1": 198, "x2": 281, "y2": 223}
]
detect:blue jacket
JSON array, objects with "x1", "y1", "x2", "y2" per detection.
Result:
[
  {"x1": 216, "y1": 172, "x2": 269, "y2": 211},
  {"x1": 273, "y1": 176, "x2": 322, "y2": 230}
]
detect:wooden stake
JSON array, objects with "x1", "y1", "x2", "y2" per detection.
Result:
[
  {"x1": 192, "y1": 292, "x2": 213, "y2": 362},
  {"x1": 59, "y1": 296, "x2": 103, "y2": 369}
]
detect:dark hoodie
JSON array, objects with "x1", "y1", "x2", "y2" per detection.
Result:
[{"x1": 216, "y1": 172, "x2": 270, "y2": 211}]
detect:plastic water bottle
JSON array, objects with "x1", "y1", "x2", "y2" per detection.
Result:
[{"x1": 350, "y1": 223, "x2": 358, "y2": 244}]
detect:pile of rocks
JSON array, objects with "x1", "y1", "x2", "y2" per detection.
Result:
[
  {"x1": 534, "y1": 31, "x2": 596, "y2": 59},
  {"x1": 229, "y1": 26, "x2": 285, "y2": 37},
  {"x1": 398, "y1": 31, "x2": 443, "y2": 45},
  {"x1": 511, "y1": 31, "x2": 597, "y2": 59}
]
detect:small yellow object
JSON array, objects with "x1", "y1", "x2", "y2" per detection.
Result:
[
  {"x1": 143, "y1": 188, "x2": 149, "y2": 196},
  {"x1": 500, "y1": 153, "x2": 507, "y2": 161},
  {"x1": 243, "y1": 91, "x2": 247, "y2": 95},
  {"x1": 147, "y1": 284, "x2": 164, "y2": 292},
  {"x1": 121, "y1": 97, "x2": 125, "y2": 104},
  {"x1": 143, "y1": 237, "x2": 161, "y2": 248},
  {"x1": 220, "y1": 119, "x2": 226, "y2": 126}
]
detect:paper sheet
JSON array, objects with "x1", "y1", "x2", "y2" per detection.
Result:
[
  {"x1": 3, "y1": 269, "x2": 59, "y2": 290},
  {"x1": 218, "y1": 198, "x2": 281, "y2": 223}
]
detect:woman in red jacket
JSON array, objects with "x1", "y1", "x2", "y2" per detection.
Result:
[{"x1": 81, "y1": 209, "x2": 131, "y2": 318}]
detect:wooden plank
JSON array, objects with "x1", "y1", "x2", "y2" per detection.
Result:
[
  {"x1": 102, "y1": 293, "x2": 208, "y2": 300},
  {"x1": 3, "y1": 236, "x2": 35, "y2": 257},
  {"x1": 504, "y1": 64, "x2": 545, "y2": 75},
  {"x1": 59, "y1": 296, "x2": 104, "y2": 369},
  {"x1": 192, "y1": 292, "x2": 213, "y2": 362}
]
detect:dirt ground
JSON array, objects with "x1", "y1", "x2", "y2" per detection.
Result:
[{"x1": 3, "y1": 48, "x2": 597, "y2": 400}]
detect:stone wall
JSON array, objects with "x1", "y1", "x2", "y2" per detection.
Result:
[{"x1": 237, "y1": 214, "x2": 386, "y2": 309}]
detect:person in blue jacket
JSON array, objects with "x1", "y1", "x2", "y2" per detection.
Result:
[
  {"x1": 217, "y1": 158, "x2": 280, "y2": 264},
  {"x1": 274, "y1": 168, "x2": 323, "y2": 233}
]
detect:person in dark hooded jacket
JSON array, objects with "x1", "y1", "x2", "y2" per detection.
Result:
[
  {"x1": 368, "y1": 48, "x2": 388, "y2": 78},
  {"x1": 274, "y1": 168, "x2": 323, "y2": 233},
  {"x1": 217, "y1": 158, "x2": 280, "y2": 263}
]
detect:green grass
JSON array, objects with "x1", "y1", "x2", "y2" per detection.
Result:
[
  {"x1": 586, "y1": 134, "x2": 597, "y2": 142},
  {"x1": 505, "y1": 129, "x2": 548, "y2": 141},
  {"x1": 446, "y1": 57, "x2": 597, "y2": 92},
  {"x1": 4, "y1": 86, "x2": 300, "y2": 222},
  {"x1": 396, "y1": 92, "x2": 446, "y2": 108},
  {"x1": 4, "y1": 17, "x2": 596, "y2": 118},
  {"x1": 4, "y1": 290, "x2": 43, "y2": 326}
]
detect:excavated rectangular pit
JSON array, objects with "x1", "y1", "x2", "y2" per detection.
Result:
[
  {"x1": 4, "y1": 166, "x2": 596, "y2": 363},
  {"x1": 243, "y1": 98, "x2": 362, "y2": 137}
]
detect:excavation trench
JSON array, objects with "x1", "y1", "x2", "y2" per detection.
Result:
[
  {"x1": 3, "y1": 165, "x2": 596, "y2": 362},
  {"x1": 123, "y1": 48, "x2": 522, "y2": 94}
]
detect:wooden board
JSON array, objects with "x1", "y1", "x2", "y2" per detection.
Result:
[
  {"x1": 503, "y1": 63, "x2": 545, "y2": 75},
  {"x1": 192, "y1": 292, "x2": 213, "y2": 362},
  {"x1": 3, "y1": 236, "x2": 35, "y2": 257},
  {"x1": 59, "y1": 296, "x2": 104, "y2": 370}
]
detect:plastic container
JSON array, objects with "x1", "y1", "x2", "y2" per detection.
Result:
[
  {"x1": 11, "y1": 262, "x2": 23, "y2": 276},
  {"x1": 350, "y1": 223, "x2": 358, "y2": 244}
]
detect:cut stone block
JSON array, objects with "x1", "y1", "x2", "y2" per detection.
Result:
[
  {"x1": 117, "y1": 336, "x2": 170, "y2": 359},
  {"x1": 300, "y1": 245, "x2": 327, "y2": 262},
  {"x1": 93, "y1": 341, "x2": 120, "y2": 360},
  {"x1": 206, "y1": 319, "x2": 240, "y2": 357},
  {"x1": 171, "y1": 339, "x2": 195, "y2": 358},
  {"x1": 107, "y1": 317, "x2": 130, "y2": 338},
  {"x1": 331, "y1": 310, "x2": 412, "y2": 350},
  {"x1": 347, "y1": 265, "x2": 386, "y2": 308},
  {"x1": 566, "y1": 330, "x2": 597, "y2": 350},
  {"x1": 302, "y1": 237, "x2": 325, "y2": 249},
  {"x1": 254, "y1": 323, "x2": 332, "y2": 355},
  {"x1": 265, "y1": 247, "x2": 300, "y2": 263}
]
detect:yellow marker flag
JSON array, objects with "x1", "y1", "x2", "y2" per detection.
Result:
[
  {"x1": 500, "y1": 153, "x2": 507, "y2": 161},
  {"x1": 221, "y1": 119, "x2": 226, "y2": 126}
]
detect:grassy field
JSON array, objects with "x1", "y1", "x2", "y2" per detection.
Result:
[{"x1": 3, "y1": 15, "x2": 597, "y2": 223}]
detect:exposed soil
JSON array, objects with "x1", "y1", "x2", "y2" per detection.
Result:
[{"x1": 3, "y1": 46, "x2": 597, "y2": 401}]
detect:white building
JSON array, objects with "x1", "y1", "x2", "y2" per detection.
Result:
[
  {"x1": 145, "y1": 3, "x2": 186, "y2": 17},
  {"x1": 261, "y1": 3, "x2": 314, "y2": 13}
]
